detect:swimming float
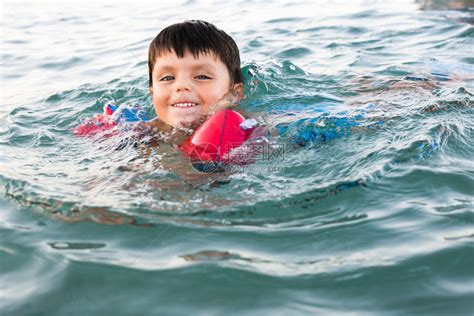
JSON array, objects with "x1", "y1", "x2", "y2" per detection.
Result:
[
  {"x1": 73, "y1": 104, "x2": 259, "y2": 171},
  {"x1": 73, "y1": 104, "x2": 149, "y2": 136},
  {"x1": 180, "y1": 109, "x2": 259, "y2": 171}
]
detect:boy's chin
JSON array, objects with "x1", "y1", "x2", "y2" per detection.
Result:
[
  {"x1": 169, "y1": 109, "x2": 209, "y2": 128},
  {"x1": 172, "y1": 115, "x2": 207, "y2": 130}
]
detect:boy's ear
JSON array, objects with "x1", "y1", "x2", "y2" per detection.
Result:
[
  {"x1": 149, "y1": 87, "x2": 154, "y2": 94},
  {"x1": 232, "y1": 83, "x2": 244, "y2": 99}
]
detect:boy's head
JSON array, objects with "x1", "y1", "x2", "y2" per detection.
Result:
[{"x1": 148, "y1": 20, "x2": 243, "y2": 127}]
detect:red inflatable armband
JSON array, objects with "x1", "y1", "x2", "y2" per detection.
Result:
[
  {"x1": 180, "y1": 109, "x2": 255, "y2": 164},
  {"x1": 72, "y1": 114, "x2": 117, "y2": 136},
  {"x1": 73, "y1": 104, "x2": 119, "y2": 136}
]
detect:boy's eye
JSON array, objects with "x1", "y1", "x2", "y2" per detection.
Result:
[
  {"x1": 195, "y1": 75, "x2": 211, "y2": 80},
  {"x1": 159, "y1": 76, "x2": 174, "y2": 81}
]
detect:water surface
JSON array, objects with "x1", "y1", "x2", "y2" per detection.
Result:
[{"x1": 1, "y1": 1, "x2": 473, "y2": 315}]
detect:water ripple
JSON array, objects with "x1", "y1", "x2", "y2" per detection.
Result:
[{"x1": 2, "y1": 2, "x2": 474, "y2": 315}]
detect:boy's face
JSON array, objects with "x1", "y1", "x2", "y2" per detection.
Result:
[{"x1": 150, "y1": 49, "x2": 239, "y2": 127}]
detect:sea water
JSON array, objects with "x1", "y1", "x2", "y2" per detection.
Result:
[{"x1": 1, "y1": 1, "x2": 473, "y2": 315}]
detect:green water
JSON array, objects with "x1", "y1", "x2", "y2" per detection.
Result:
[{"x1": 1, "y1": 1, "x2": 473, "y2": 315}]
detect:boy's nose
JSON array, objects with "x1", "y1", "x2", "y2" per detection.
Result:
[{"x1": 175, "y1": 79, "x2": 192, "y2": 92}]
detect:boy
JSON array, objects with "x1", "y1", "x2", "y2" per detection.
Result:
[{"x1": 144, "y1": 20, "x2": 245, "y2": 135}]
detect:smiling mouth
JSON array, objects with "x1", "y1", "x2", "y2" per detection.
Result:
[{"x1": 171, "y1": 102, "x2": 199, "y2": 108}]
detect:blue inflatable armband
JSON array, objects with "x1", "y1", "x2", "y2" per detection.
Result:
[{"x1": 106, "y1": 104, "x2": 150, "y2": 123}]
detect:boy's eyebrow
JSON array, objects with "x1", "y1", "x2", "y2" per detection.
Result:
[
  {"x1": 191, "y1": 63, "x2": 218, "y2": 71},
  {"x1": 154, "y1": 63, "x2": 218, "y2": 73}
]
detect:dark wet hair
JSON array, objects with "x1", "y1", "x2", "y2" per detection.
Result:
[{"x1": 148, "y1": 20, "x2": 243, "y2": 87}]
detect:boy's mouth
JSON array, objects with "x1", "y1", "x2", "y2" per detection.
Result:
[{"x1": 171, "y1": 102, "x2": 199, "y2": 108}]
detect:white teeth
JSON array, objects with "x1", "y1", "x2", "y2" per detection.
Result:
[{"x1": 172, "y1": 102, "x2": 198, "y2": 108}]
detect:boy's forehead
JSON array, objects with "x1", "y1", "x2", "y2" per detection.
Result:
[{"x1": 154, "y1": 49, "x2": 221, "y2": 67}]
